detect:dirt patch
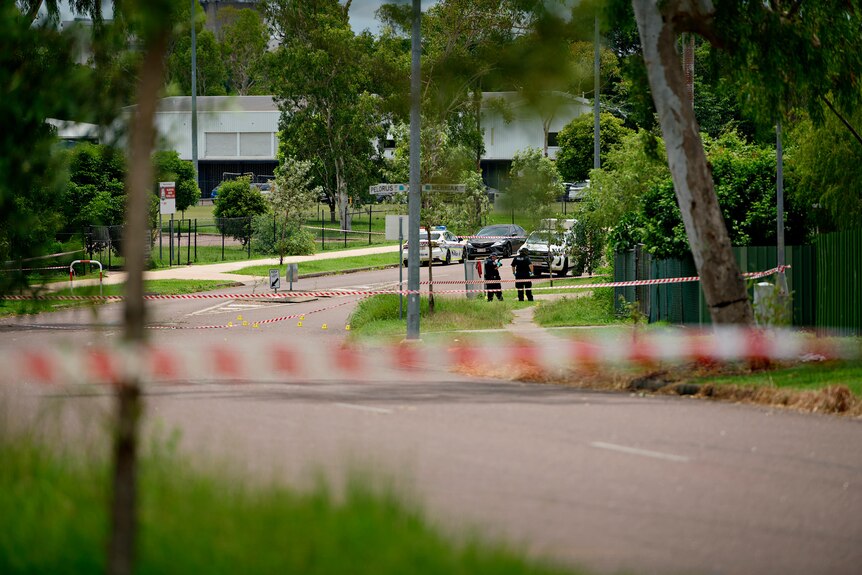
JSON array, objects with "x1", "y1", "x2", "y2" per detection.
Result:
[{"x1": 457, "y1": 362, "x2": 862, "y2": 417}]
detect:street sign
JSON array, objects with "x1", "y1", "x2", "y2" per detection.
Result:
[
  {"x1": 385, "y1": 215, "x2": 410, "y2": 240},
  {"x1": 269, "y1": 269, "x2": 280, "y2": 291},
  {"x1": 285, "y1": 263, "x2": 298, "y2": 282},
  {"x1": 421, "y1": 183, "x2": 466, "y2": 193},
  {"x1": 159, "y1": 181, "x2": 176, "y2": 215},
  {"x1": 370, "y1": 183, "x2": 408, "y2": 195}
]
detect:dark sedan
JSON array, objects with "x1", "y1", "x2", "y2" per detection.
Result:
[{"x1": 464, "y1": 224, "x2": 527, "y2": 259}]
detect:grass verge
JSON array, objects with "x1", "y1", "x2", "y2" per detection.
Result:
[
  {"x1": 0, "y1": 431, "x2": 582, "y2": 575},
  {"x1": 0, "y1": 279, "x2": 239, "y2": 317},
  {"x1": 533, "y1": 288, "x2": 626, "y2": 327},
  {"x1": 232, "y1": 252, "x2": 402, "y2": 277},
  {"x1": 348, "y1": 294, "x2": 530, "y2": 339}
]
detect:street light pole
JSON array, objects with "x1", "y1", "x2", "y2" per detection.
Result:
[
  {"x1": 407, "y1": 0, "x2": 422, "y2": 340},
  {"x1": 593, "y1": 15, "x2": 600, "y2": 170},
  {"x1": 190, "y1": 0, "x2": 199, "y2": 191}
]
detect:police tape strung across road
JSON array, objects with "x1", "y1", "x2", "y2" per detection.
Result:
[
  {"x1": 0, "y1": 327, "x2": 855, "y2": 386},
  {"x1": 0, "y1": 266, "x2": 790, "y2": 301}
]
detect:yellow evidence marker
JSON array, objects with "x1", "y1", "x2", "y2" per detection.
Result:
[{"x1": 321, "y1": 324, "x2": 328, "y2": 330}]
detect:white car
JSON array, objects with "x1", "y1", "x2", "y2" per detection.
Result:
[
  {"x1": 402, "y1": 228, "x2": 466, "y2": 266},
  {"x1": 523, "y1": 220, "x2": 579, "y2": 277}
]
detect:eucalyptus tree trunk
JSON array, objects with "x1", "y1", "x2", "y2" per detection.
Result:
[{"x1": 631, "y1": 0, "x2": 753, "y2": 324}]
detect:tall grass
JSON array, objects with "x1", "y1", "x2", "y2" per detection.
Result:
[
  {"x1": 349, "y1": 294, "x2": 527, "y2": 339},
  {"x1": 0, "y1": 432, "x2": 581, "y2": 575},
  {"x1": 532, "y1": 288, "x2": 623, "y2": 327}
]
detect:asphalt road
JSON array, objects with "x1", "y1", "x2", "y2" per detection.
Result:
[{"x1": 2, "y1": 262, "x2": 861, "y2": 575}]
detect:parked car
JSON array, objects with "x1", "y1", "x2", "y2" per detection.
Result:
[
  {"x1": 558, "y1": 180, "x2": 589, "y2": 202},
  {"x1": 210, "y1": 186, "x2": 220, "y2": 198},
  {"x1": 522, "y1": 220, "x2": 582, "y2": 277},
  {"x1": 251, "y1": 182, "x2": 271, "y2": 195},
  {"x1": 464, "y1": 224, "x2": 527, "y2": 259},
  {"x1": 402, "y1": 227, "x2": 466, "y2": 266}
]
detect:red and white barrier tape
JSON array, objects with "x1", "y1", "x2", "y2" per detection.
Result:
[
  {"x1": 0, "y1": 265, "x2": 70, "y2": 273},
  {"x1": 302, "y1": 225, "x2": 387, "y2": 235},
  {"x1": 1, "y1": 328, "x2": 855, "y2": 386},
  {"x1": 0, "y1": 265, "x2": 789, "y2": 301}
]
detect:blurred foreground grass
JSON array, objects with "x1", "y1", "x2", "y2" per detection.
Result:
[{"x1": 0, "y1": 431, "x2": 582, "y2": 575}]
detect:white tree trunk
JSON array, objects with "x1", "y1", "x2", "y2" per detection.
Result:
[
  {"x1": 336, "y1": 156, "x2": 351, "y2": 231},
  {"x1": 632, "y1": 0, "x2": 753, "y2": 324}
]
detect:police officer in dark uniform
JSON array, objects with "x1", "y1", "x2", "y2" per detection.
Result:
[
  {"x1": 483, "y1": 254, "x2": 503, "y2": 301},
  {"x1": 511, "y1": 247, "x2": 534, "y2": 301}
]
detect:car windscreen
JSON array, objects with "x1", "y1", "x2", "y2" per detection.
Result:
[
  {"x1": 526, "y1": 231, "x2": 562, "y2": 244},
  {"x1": 476, "y1": 226, "x2": 510, "y2": 237},
  {"x1": 419, "y1": 231, "x2": 442, "y2": 241}
]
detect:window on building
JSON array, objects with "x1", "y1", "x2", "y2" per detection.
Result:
[
  {"x1": 547, "y1": 132, "x2": 559, "y2": 147},
  {"x1": 206, "y1": 132, "x2": 237, "y2": 157}
]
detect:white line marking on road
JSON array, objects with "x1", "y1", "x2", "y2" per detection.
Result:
[
  {"x1": 335, "y1": 403, "x2": 393, "y2": 414},
  {"x1": 590, "y1": 442, "x2": 690, "y2": 463}
]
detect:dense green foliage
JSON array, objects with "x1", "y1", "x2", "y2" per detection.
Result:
[
  {"x1": 555, "y1": 112, "x2": 631, "y2": 182},
  {"x1": 63, "y1": 144, "x2": 128, "y2": 230},
  {"x1": 213, "y1": 177, "x2": 269, "y2": 246},
  {"x1": 0, "y1": 5, "x2": 89, "y2": 284},
  {"x1": 503, "y1": 148, "x2": 563, "y2": 231},
  {"x1": 595, "y1": 131, "x2": 812, "y2": 259}
]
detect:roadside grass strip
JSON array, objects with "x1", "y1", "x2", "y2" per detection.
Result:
[
  {"x1": 348, "y1": 294, "x2": 532, "y2": 339},
  {"x1": 0, "y1": 432, "x2": 583, "y2": 575},
  {"x1": 532, "y1": 288, "x2": 626, "y2": 327}
]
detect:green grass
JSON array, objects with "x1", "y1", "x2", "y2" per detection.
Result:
[
  {"x1": 691, "y1": 361, "x2": 862, "y2": 397},
  {"x1": 348, "y1": 294, "x2": 530, "y2": 339},
  {"x1": 0, "y1": 279, "x2": 238, "y2": 317},
  {"x1": 232, "y1": 252, "x2": 402, "y2": 277},
  {"x1": 0, "y1": 432, "x2": 582, "y2": 575},
  {"x1": 532, "y1": 288, "x2": 626, "y2": 327}
]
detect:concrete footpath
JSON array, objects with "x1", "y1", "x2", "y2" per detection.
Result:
[{"x1": 51, "y1": 244, "x2": 401, "y2": 289}]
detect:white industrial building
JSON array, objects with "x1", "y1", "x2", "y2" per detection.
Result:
[{"x1": 150, "y1": 92, "x2": 592, "y2": 196}]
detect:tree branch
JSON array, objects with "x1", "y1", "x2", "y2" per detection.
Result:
[{"x1": 822, "y1": 96, "x2": 862, "y2": 149}]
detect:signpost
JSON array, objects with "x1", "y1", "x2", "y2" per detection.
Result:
[
  {"x1": 286, "y1": 263, "x2": 298, "y2": 291},
  {"x1": 159, "y1": 182, "x2": 176, "y2": 265},
  {"x1": 269, "y1": 269, "x2": 280, "y2": 292},
  {"x1": 421, "y1": 183, "x2": 466, "y2": 193}
]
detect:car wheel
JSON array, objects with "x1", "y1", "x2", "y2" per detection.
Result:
[
  {"x1": 444, "y1": 250, "x2": 451, "y2": 265},
  {"x1": 504, "y1": 243, "x2": 512, "y2": 258},
  {"x1": 556, "y1": 258, "x2": 569, "y2": 277}
]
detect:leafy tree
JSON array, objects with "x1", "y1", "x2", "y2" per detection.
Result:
[
  {"x1": 556, "y1": 112, "x2": 631, "y2": 182},
  {"x1": 788, "y1": 107, "x2": 862, "y2": 232},
  {"x1": 63, "y1": 144, "x2": 127, "y2": 231},
  {"x1": 587, "y1": 129, "x2": 670, "y2": 230},
  {"x1": 218, "y1": 7, "x2": 270, "y2": 95},
  {"x1": 213, "y1": 176, "x2": 268, "y2": 245},
  {"x1": 0, "y1": 4, "x2": 94, "y2": 286},
  {"x1": 153, "y1": 150, "x2": 199, "y2": 214},
  {"x1": 621, "y1": 132, "x2": 809, "y2": 259},
  {"x1": 504, "y1": 147, "x2": 563, "y2": 231},
  {"x1": 628, "y1": 0, "x2": 862, "y2": 324},
  {"x1": 166, "y1": 25, "x2": 226, "y2": 96},
  {"x1": 267, "y1": 156, "x2": 320, "y2": 263},
  {"x1": 267, "y1": 0, "x2": 382, "y2": 228}
]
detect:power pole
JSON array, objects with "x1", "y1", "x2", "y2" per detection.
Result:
[
  {"x1": 593, "y1": 15, "x2": 600, "y2": 170},
  {"x1": 191, "y1": 0, "x2": 199, "y2": 191},
  {"x1": 407, "y1": 0, "x2": 421, "y2": 339}
]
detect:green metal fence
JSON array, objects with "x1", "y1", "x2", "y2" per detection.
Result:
[
  {"x1": 816, "y1": 229, "x2": 862, "y2": 334},
  {"x1": 615, "y1": 244, "x2": 816, "y2": 327}
]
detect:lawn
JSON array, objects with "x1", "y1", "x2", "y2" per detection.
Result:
[
  {"x1": 532, "y1": 288, "x2": 626, "y2": 327},
  {"x1": 231, "y1": 252, "x2": 402, "y2": 277},
  {"x1": 0, "y1": 430, "x2": 583, "y2": 575},
  {"x1": 348, "y1": 294, "x2": 531, "y2": 339},
  {"x1": 690, "y1": 360, "x2": 862, "y2": 397}
]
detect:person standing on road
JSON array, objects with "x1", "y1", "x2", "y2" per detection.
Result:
[
  {"x1": 483, "y1": 254, "x2": 503, "y2": 301},
  {"x1": 511, "y1": 247, "x2": 534, "y2": 301}
]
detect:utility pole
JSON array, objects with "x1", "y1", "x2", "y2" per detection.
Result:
[
  {"x1": 191, "y1": 0, "x2": 199, "y2": 191},
  {"x1": 593, "y1": 15, "x2": 600, "y2": 170},
  {"x1": 407, "y1": 0, "x2": 421, "y2": 339}
]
